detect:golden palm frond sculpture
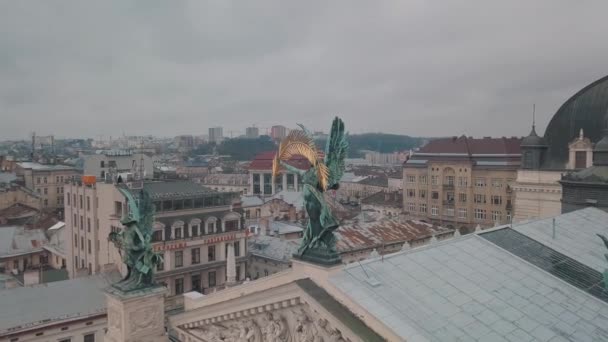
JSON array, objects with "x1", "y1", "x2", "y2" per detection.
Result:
[{"x1": 272, "y1": 129, "x2": 329, "y2": 190}]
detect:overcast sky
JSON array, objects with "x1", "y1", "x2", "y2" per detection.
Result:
[{"x1": 1, "y1": 1, "x2": 607, "y2": 140}]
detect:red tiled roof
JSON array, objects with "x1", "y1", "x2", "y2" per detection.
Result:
[
  {"x1": 419, "y1": 136, "x2": 522, "y2": 155},
  {"x1": 248, "y1": 151, "x2": 322, "y2": 171}
]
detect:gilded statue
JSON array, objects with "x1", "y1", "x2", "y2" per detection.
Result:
[{"x1": 272, "y1": 117, "x2": 348, "y2": 265}]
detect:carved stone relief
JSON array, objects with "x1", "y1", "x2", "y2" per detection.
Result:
[
  {"x1": 185, "y1": 304, "x2": 349, "y2": 342},
  {"x1": 129, "y1": 304, "x2": 161, "y2": 335}
]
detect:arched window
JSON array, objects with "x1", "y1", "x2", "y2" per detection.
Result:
[
  {"x1": 172, "y1": 221, "x2": 185, "y2": 239},
  {"x1": 190, "y1": 219, "x2": 201, "y2": 237},
  {"x1": 152, "y1": 222, "x2": 165, "y2": 242},
  {"x1": 205, "y1": 217, "x2": 218, "y2": 234},
  {"x1": 223, "y1": 212, "x2": 241, "y2": 232}
]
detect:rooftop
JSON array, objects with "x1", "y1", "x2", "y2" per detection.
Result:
[
  {"x1": 335, "y1": 216, "x2": 452, "y2": 252},
  {"x1": 248, "y1": 235, "x2": 301, "y2": 262},
  {"x1": 0, "y1": 172, "x2": 16, "y2": 184},
  {"x1": 266, "y1": 190, "x2": 305, "y2": 208},
  {"x1": 16, "y1": 162, "x2": 75, "y2": 171},
  {"x1": 269, "y1": 221, "x2": 304, "y2": 236},
  {"x1": 0, "y1": 226, "x2": 47, "y2": 259},
  {"x1": 331, "y1": 234, "x2": 608, "y2": 341},
  {"x1": 510, "y1": 207, "x2": 608, "y2": 273},
  {"x1": 357, "y1": 174, "x2": 388, "y2": 187},
  {"x1": 361, "y1": 191, "x2": 402, "y2": 207},
  {"x1": 0, "y1": 271, "x2": 121, "y2": 335},
  {"x1": 416, "y1": 136, "x2": 522, "y2": 155},
  {"x1": 125, "y1": 181, "x2": 220, "y2": 200},
  {"x1": 248, "y1": 151, "x2": 314, "y2": 171},
  {"x1": 240, "y1": 195, "x2": 265, "y2": 208}
]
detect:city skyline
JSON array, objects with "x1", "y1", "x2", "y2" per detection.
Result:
[{"x1": 1, "y1": 1, "x2": 608, "y2": 139}]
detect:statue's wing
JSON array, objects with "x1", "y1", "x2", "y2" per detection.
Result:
[
  {"x1": 118, "y1": 187, "x2": 140, "y2": 223},
  {"x1": 324, "y1": 117, "x2": 349, "y2": 189},
  {"x1": 598, "y1": 234, "x2": 608, "y2": 250},
  {"x1": 138, "y1": 189, "x2": 155, "y2": 231}
]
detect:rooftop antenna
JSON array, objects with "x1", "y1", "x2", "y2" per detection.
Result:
[{"x1": 532, "y1": 104, "x2": 536, "y2": 130}]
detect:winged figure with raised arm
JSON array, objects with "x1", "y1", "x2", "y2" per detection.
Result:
[{"x1": 272, "y1": 117, "x2": 348, "y2": 264}]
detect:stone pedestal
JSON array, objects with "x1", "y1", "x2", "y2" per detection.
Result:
[
  {"x1": 294, "y1": 246, "x2": 342, "y2": 266},
  {"x1": 104, "y1": 285, "x2": 168, "y2": 342}
]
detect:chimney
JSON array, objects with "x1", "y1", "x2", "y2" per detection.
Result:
[{"x1": 288, "y1": 206, "x2": 297, "y2": 222}]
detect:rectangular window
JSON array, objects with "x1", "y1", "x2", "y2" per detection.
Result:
[
  {"x1": 86, "y1": 196, "x2": 90, "y2": 210},
  {"x1": 419, "y1": 190, "x2": 426, "y2": 199},
  {"x1": 88, "y1": 239, "x2": 91, "y2": 254},
  {"x1": 431, "y1": 191, "x2": 439, "y2": 200},
  {"x1": 506, "y1": 211, "x2": 512, "y2": 222},
  {"x1": 234, "y1": 241, "x2": 241, "y2": 257},
  {"x1": 191, "y1": 248, "x2": 200, "y2": 264},
  {"x1": 431, "y1": 175, "x2": 438, "y2": 185},
  {"x1": 208, "y1": 245, "x2": 216, "y2": 261},
  {"x1": 84, "y1": 334, "x2": 95, "y2": 342},
  {"x1": 431, "y1": 207, "x2": 438, "y2": 216},
  {"x1": 407, "y1": 175, "x2": 416, "y2": 183},
  {"x1": 191, "y1": 274, "x2": 201, "y2": 292},
  {"x1": 445, "y1": 176, "x2": 455, "y2": 186},
  {"x1": 491, "y1": 178, "x2": 503, "y2": 188},
  {"x1": 445, "y1": 192, "x2": 455, "y2": 204},
  {"x1": 175, "y1": 278, "x2": 184, "y2": 295},
  {"x1": 67, "y1": 192, "x2": 70, "y2": 205},
  {"x1": 225, "y1": 220, "x2": 239, "y2": 231},
  {"x1": 174, "y1": 227, "x2": 182, "y2": 239},
  {"x1": 157, "y1": 257, "x2": 164, "y2": 271},
  {"x1": 79, "y1": 195, "x2": 83, "y2": 208},
  {"x1": 175, "y1": 251, "x2": 183, "y2": 268},
  {"x1": 236, "y1": 266, "x2": 241, "y2": 281},
  {"x1": 87, "y1": 218, "x2": 91, "y2": 232},
  {"x1": 208, "y1": 271, "x2": 216, "y2": 287},
  {"x1": 407, "y1": 203, "x2": 416, "y2": 212},
  {"x1": 491, "y1": 195, "x2": 502, "y2": 205},
  {"x1": 475, "y1": 178, "x2": 486, "y2": 187},
  {"x1": 114, "y1": 201, "x2": 123, "y2": 217},
  {"x1": 74, "y1": 233, "x2": 78, "y2": 247},
  {"x1": 492, "y1": 211, "x2": 502, "y2": 222},
  {"x1": 419, "y1": 175, "x2": 428, "y2": 185},
  {"x1": 445, "y1": 208, "x2": 455, "y2": 217},
  {"x1": 37, "y1": 177, "x2": 41, "y2": 184},
  {"x1": 458, "y1": 177, "x2": 469, "y2": 187},
  {"x1": 474, "y1": 208, "x2": 486, "y2": 220},
  {"x1": 474, "y1": 194, "x2": 486, "y2": 204},
  {"x1": 44, "y1": 199, "x2": 48, "y2": 206},
  {"x1": 43, "y1": 187, "x2": 48, "y2": 195},
  {"x1": 43, "y1": 177, "x2": 47, "y2": 184},
  {"x1": 81, "y1": 237, "x2": 84, "y2": 250},
  {"x1": 407, "y1": 189, "x2": 415, "y2": 198},
  {"x1": 459, "y1": 193, "x2": 467, "y2": 203},
  {"x1": 100, "y1": 160, "x2": 105, "y2": 168},
  {"x1": 420, "y1": 203, "x2": 427, "y2": 213},
  {"x1": 151, "y1": 230, "x2": 163, "y2": 242},
  {"x1": 458, "y1": 208, "x2": 467, "y2": 219},
  {"x1": 575, "y1": 151, "x2": 587, "y2": 169},
  {"x1": 263, "y1": 173, "x2": 272, "y2": 195},
  {"x1": 80, "y1": 216, "x2": 84, "y2": 230}
]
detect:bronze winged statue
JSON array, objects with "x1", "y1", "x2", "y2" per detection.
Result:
[
  {"x1": 108, "y1": 188, "x2": 163, "y2": 291},
  {"x1": 272, "y1": 117, "x2": 348, "y2": 265}
]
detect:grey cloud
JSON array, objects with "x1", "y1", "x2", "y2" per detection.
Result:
[{"x1": 1, "y1": 0, "x2": 607, "y2": 139}]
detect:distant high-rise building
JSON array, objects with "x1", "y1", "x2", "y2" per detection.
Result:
[
  {"x1": 209, "y1": 127, "x2": 223, "y2": 143},
  {"x1": 270, "y1": 125, "x2": 288, "y2": 140},
  {"x1": 245, "y1": 127, "x2": 259, "y2": 139}
]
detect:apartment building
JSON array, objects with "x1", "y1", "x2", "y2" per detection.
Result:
[
  {"x1": 82, "y1": 150, "x2": 153, "y2": 181},
  {"x1": 65, "y1": 179, "x2": 246, "y2": 308},
  {"x1": 403, "y1": 136, "x2": 521, "y2": 233},
  {"x1": 15, "y1": 162, "x2": 78, "y2": 209},
  {"x1": 248, "y1": 151, "x2": 307, "y2": 196}
]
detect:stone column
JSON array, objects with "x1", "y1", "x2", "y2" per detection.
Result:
[
  {"x1": 271, "y1": 172, "x2": 276, "y2": 195},
  {"x1": 294, "y1": 172, "x2": 299, "y2": 191},
  {"x1": 282, "y1": 173, "x2": 287, "y2": 192},
  {"x1": 259, "y1": 173, "x2": 264, "y2": 196},
  {"x1": 104, "y1": 285, "x2": 168, "y2": 342},
  {"x1": 226, "y1": 243, "x2": 236, "y2": 286},
  {"x1": 249, "y1": 172, "x2": 254, "y2": 194}
]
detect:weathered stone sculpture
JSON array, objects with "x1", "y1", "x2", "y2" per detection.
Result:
[
  {"x1": 108, "y1": 188, "x2": 163, "y2": 291},
  {"x1": 272, "y1": 117, "x2": 348, "y2": 265}
]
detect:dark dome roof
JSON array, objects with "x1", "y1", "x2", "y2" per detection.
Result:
[
  {"x1": 521, "y1": 125, "x2": 546, "y2": 147},
  {"x1": 542, "y1": 75, "x2": 608, "y2": 169}
]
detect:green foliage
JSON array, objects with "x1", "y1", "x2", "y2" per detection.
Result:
[
  {"x1": 316, "y1": 133, "x2": 424, "y2": 157},
  {"x1": 217, "y1": 136, "x2": 276, "y2": 161}
]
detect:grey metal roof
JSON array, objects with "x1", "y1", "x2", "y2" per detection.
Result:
[
  {"x1": 0, "y1": 172, "x2": 16, "y2": 184},
  {"x1": 266, "y1": 191, "x2": 305, "y2": 208},
  {"x1": 127, "y1": 181, "x2": 218, "y2": 200},
  {"x1": 248, "y1": 235, "x2": 300, "y2": 262},
  {"x1": 270, "y1": 221, "x2": 303, "y2": 235},
  {"x1": 511, "y1": 207, "x2": 608, "y2": 273},
  {"x1": 330, "y1": 235, "x2": 608, "y2": 342},
  {"x1": 240, "y1": 195, "x2": 264, "y2": 208},
  {"x1": 16, "y1": 162, "x2": 75, "y2": 171},
  {"x1": 0, "y1": 226, "x2": 47, "y2": 259},
  {"x1": 0, "y1": 271, "x2": 121, "y2": 335}
]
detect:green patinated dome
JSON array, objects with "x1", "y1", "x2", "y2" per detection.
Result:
[{"x1": 542, "y1": 75, "x2": 608, "y2": 169}]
